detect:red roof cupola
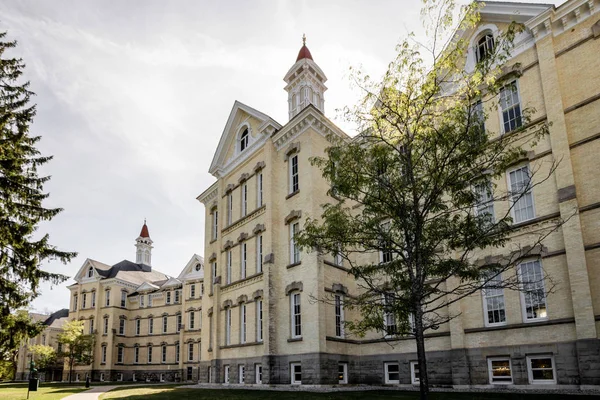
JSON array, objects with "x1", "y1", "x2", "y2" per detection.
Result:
[
  {"x1": 296, "y1": 33, "x2": 313, "y2": 62},
  {"x1": 140, "y1": 219, "x2": 150, "y2": 238}
]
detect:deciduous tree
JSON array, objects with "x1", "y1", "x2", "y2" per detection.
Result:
[{"x1": 58, "y1": 320, "x2": 93, "y2": 383}]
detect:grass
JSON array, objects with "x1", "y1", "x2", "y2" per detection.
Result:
[
  {"x1": 0, "y1": 382, "x2": 87, "y2": 400},
  {"x1": 99, "y1": 386, "x2": 599, "y2": 400}
]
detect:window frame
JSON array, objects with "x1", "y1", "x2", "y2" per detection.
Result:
[
  {"x1": 225, "y1": 307, "x2": 232, "y2": 345},
  {"x1": 105, "y1": 289, "x2": 110, "y2": 307},
  {"x1": 118, "y1": 318, "x2": 125, "y2": 335},
  {"x1": 212, "y1": 209, "x2": 218, "y2": 240},
  {"x1": 473, "y1": 179, "x2": 495, "y2": 222},
  {"x1": 290, "y1": 362, "x2": 302, "y2": 385},
  {"x1": 149, "y1": 318, "x2": 154, "y2": 334},
  {"x1": 338, "y1": 363, "x2": 348, "y2": 384},
  {"x1": 487, "y1": 357, "x2": 513, "y2": 385},
  {"x1": 410, "y1": 361, "x2": 420, "y2": 385},
  {"x1": 257, "y1": 172, "x2": 263, "y2": 207},
  {"x1": 224, "y1": 365, "x2": 230, "y2": 384},
  {"x1": 256, "y1": 235, "x2": 263, "y2": 274},
  {"x1": 103, "y1": 317, "x2": 109, "y2": 335},
  {"x1": 290, "y1": 222, "x2": 300, "y2": 264},
  {"x1": 227, "y1": 193, "x2": 233, "y2": 225},
  {"x1": 163, "y1": 315, "x2": 168, "y2": 333},
  {"x1": 135, "y1": 318, "x2": 141, "y2": 335},
  {"x1": 240, "y1": 128, "x2": 249, "y2": 152},
  {"x1": 117, "y1": 346, "x2": 124, "y2": 364},
  {"x1": 241, "y1": 242, "x2": 247, "y2": 279},
  {"x1": 518, "y1": 259, "x2": 548, "y2": 322},
  {"x1": 189, "y1": 311, "x2": 195, "y2": 330},
  {"x1": 255, "y1": 364, "x2": 262, "y2": 384},
  {"x1": 476, "y1": 32, "x2": 495, "y2": 63},
  {"x1": 101, "y1": 345, "x2": 107, "y2": 363},
  {"x1": 291, "y1": 292, "x2": 302, "y2": 339},
  {"x1": 177, "y1": 314, "x2": 182, "y2": 332},
  {"x1": 175, "y1": 343, "x2": 180, "y2": 363},
  {"x1": 120, "y1": 291, "x2": 127, "y2": 308},
  {"x1": 241, "y1": 182, "x2": 248, "y2": 217},
  {"x1": 482, "y1": 271, "x2": 507, "y2": 327},
  {"x1": 239, "y1": 364, "x2": 245, "y2": 384},
  {"x1": 148, "y1": 345, "x2": 153, "y2": 363},
  {"x1": 226, "y1": 250, "x2": 232, "y2": 285},
  {"x1": 289, "y1": 154, "x2": 299, "y2": 194},
  {"x1": 162, "y1": 345, "x2": 167, "y2": 363},
  {"x1": 334, "y1": 294, "x2": 344, "y2": 338},
  {"x1": 526, "y1": 355, "x2": 556, "y2": 384},
  {"x1": 384, "y1": 362, "x2": 400, "y2": 384},
  {"x1": 507, "y1": 164, "x2": 535, "y2": 224},
  {"x1": 188, "y1": 342, "x2": 194, "y2": 362},
  {"x1": 256, "y1": 299, "x2": 263, "y2": 342},
  {"x1": 499, "y1": 80, "x2": 523, "y2": 134},
  {"x1": 134, "y1": 346, "x2": 140, "y2": 364},
  {"x1": 240, "y1": 303, "x2": 247, "y2": 344}
]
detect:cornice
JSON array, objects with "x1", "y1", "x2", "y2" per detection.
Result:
[
  {"x1": 526, "y1": 0, "x2": 598, "y2": 40},
  {"x1": 197, "y1": 182, "x2": 218, "y2": 204}
]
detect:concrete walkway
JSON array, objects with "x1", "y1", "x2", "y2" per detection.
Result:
[{"x1": 62, "y1": 385, "x2": 118, "y2": 400}]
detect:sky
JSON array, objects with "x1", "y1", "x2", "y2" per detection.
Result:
[{"x1": 0, "y1": 0, "x2": 561, "y2": 314}]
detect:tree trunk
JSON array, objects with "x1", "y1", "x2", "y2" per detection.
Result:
[
  {"x1": 69, "y1": 356, "x2": 74, "y2": 384},
  {"x1": 414, "y1": 307, "x2": 429, "y2": 400}
]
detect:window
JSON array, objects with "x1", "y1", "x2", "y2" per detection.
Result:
[
  {"x1": 257, "y1": 235, "x2": 263, "y2": 273},
  {"x1": 207, "y1": 366, "x2": 212, "y2": 383},
  {"x1": 212, "y1": 210, "x2": 218, "y2": 240},
  {"x1": 471, "y1": 99, "x2": 485, "y2": 134},
  {"x1": 290, "y1": 222, "x2": 300, "y2": 264},
  {"x1": 140, "y1": 294, "x2": 145, "y2": 307},
  {"x1": 509, "y1": 165, "x2": 535, "y2": 223},
  {"x1": 255, "y1": 364, "x2": 262, "y2": 384},
  {"x1": 87, "y1": 266, "x2": 94, "y2": 278},
  {"x1": 225, "y1": 308, "x2": 232, "y2": 345},
  {"x1": 91, "y1": 291, "x2": 96, "y2": 308},
  {"x1": 175, "y1": 290, "x2": 180, "y2": 303},
  {"x1": 103, "y1": 317, "x2": 109, "y2": 335},
  {"x1": 166, "y1": 291, "x2": 172, "y2": 304},
  {"x1": 82, "y1": 293, "x2": 87, "y2": 309},
  {"x1": 177, "y1": 314, "x2": 182, "y2": 332},
  {"x1": 100, "y1": 373, "x2": 104, "y2": 382},
  {"x1": 133, "y1": 373, "x2": 136, "y2": 382},
  {"x1": 89, "y1": 319, "x2": 94, "y2": 334},
  {"x1": 105, "y1": 289, "x2": 110, "y2": 307},
  {"x1": 240, "y1": 128, "x2": 249, "y2": 152},
  {"x1": 160, "y1": 373, "x2": 165, "y2": 382},
  {"x1": 500, "y1": 81, "x2": 522, "y2": 133},
  {"x1": 101, "y1": 345, "x2": 107, "y2": 363},
  {"x1": 163, "y1": 316, "x2": 168, "y2": 333},
  {"x1": 519, "y1": 259, "x2": 547, "y2": 321},
  {"x1": 291, "y1": 293, "x2": 302, "y2": 338},
  {"x1": 384, "y1": 362, "x2": 400, "y2": 384},
  {"x1": 117, "y1": 346, "x2": 124, "y2": 364},
  {"x1": 241, "y1": 243, "x2": 247, "y2": 279},
  {"x1": 227, "y1": 193, "x2": 233, "y2": 225},
  {"x1": 136, "y1": 319, "x2": 141, "y2": 335},
  {"x1": 162, "y1": 345, "x2": 167, "y2": 363},
  {"x1": 256, "y1": 299, "x2": 263, "y2": 342},
  {"x1": 383, "y1": 293, "x2": 397, "y2": 336},
  {"x1": 338, "y1": 363, "x2": 348, "y2": 384},
  {"x1": 488, "y1": 357, "x2": 512, "y2": 384},
  {"x1": 73, "y1": 294, "x2": 78, "y2": 311},
  {"x1": 120, "y1": 291, "x2": 127, "y2": 308},
  {"x1": 226, "y1": 250, "x2": 232, "y2": 284},
  {"x1": 527, "y1": 356, "x2": 556, "y2": 384},
  {"x1": 289, "y1": 154, "x2": 299, "y2": 193},
  {"x1": 380, "y1": 222, "x2": 393, "y2": 263},
  {"x1": 241, "y1": 182, "x2": 248, "y2": 217},
  {"x1": 149, "y1": 318, "x2": 154, "y2": 334},
  {"x1": 190, "y1": 284, "x2": 196, "y2": 299},
  {"x1": 148, "y1": 294, "x2": 152, "y2": 307},
  {"x1": 224, "y1": 365, "x2": 230, "y2": 384},
  {"x1": 134, "y1": 347, "x2": 140, "y2": 364},
  {"x1": 119, "y1": 318, "x2": 125, "y2": 335},
  {"x1": 189, "y1": 311, "x2": 195, "y2": 330},
  {"x1": 410, "y1": 361, "x2": 420, "y2": 385},
  {"x1": 240, "y1": 304, "x2": 247, "y2": 344},
  {"x1": 335, "y1": 295, "x2": 344, "y2": 338},
  {"x1": 482, "y1": 271, "x2": 506, "y2": 326},
  {"x1": 239, "y1": 365, "x2": 245, "y2": 384},
  {"x1": 474, "y1": 180, "x2": 495, "y2": 222},
  {"x1": 117, "y1": 373, "x2": 123, "y2": 382},
  {"x1": 333, "y1": 244, "x2": 343, "y2": 266},
  {"x1": 175, "y1": 343, "x2": 180, "y2": 363},
  {"x1": 476, "y1": 33, "x2": 495, "y2": 62},
  {"x1": 257, "y1": 172, "x2": 263, "y2": 207},
  {"x1": 291, "y1": 363, "x2": 302, "y2": 385},
  {"x1": 148, "y1": 345, "x2": 153, "y2": 363},
  {"x1": 211, "y1": 262, "x2": 217, "y2": 291}
]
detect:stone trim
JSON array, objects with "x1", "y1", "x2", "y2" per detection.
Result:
[
  {"x1": 284, "y1": 210, "x2": 302, "y2": 225},
  {"x1": 285, "y1": 142, "x2": 301, "y2": 159},
  {"x1": 238, "y1": 173, "x2": 250, "y2": 184},
  {"x1": 208, "y1": 252, "x2": 217, "y2": 262},
  {"x1": 287, "y1": 337, "x2": 303, "y2": 343},
  {"x1": 237, "y1": 232, "x2": 248, "y2": 242},
  {"x1": 222, "y1": 300, "x2": 233, "y2": 309},
  {"x1": 219, "y1": 341, "x2": 264, "y2": 350},
  {"x1": 264, "y1": 253, "x2": 275, "y2": 264},
  {"x1": 286, "y1": 190, "x2": 300, "y2": 200},
  {"x1": 528, "y1": 149, "x2": 552, "y2": 162},
  {"x1": 580, "y1": 201, "x2": 600, "y2": 213},
  {"x1": 570, "y1": 131, "x2": 600, "y2": 150},
  {"x1": 286, "y1": 261, "x2": 302, "y2": 269},
  {"x1": 323, "y1": 260, "x2": 351, "y2": 272},
  {"x1": 222, "y1": 205, "x2": 266, "y2": 235},
  {"x1": 223, "y1": 240, "x2": 234, "y2": 250},
  {"x1": 252, "y1": 224, "x2": 265, "y2": 234},
  {"x1": 252, "y1": 290, "x2": 263, "y2": 299},
  {"x1": 253, "y1": 161, "x2": 265, "y2": 172},
  {"x1": 464, "y1": 317, "x2": 575, "y2": 333},
  {"x1": 325, "y1": 331, "x2": 450, "y2": 344},
  {"x1": 510, "y1": 212, "x2": 561, "y2": 231},
  {"x1": 220, "y1": 272, "x2": 264, "y2": 291},
  {"x1": 236, "y1": 294, "x2": 248, "y2": 304},
  {"x1": 331, "y1": 283, "x2": 348, "y2": 295},
  {"x1": 285, "y1": 281, "x2": 303, "y2": 295},
  {"x1": 584, "y1": 242, "x2": 600, "y2": 252},
  {"x1": 225, "y1": 184, "x2": 235, "y2": 194},
  {"x1": 558, "y1": 185, "x2": 577, "y2": 202},
  {"x1": 207, "y1": 307, "x2": 213, "y2": 316},
  {"x1": 564, "y1": 92, "x2": 600, "y2": 114},
  {"x1": 594, "y1": 20, "x2": 600, "y2": 38}
]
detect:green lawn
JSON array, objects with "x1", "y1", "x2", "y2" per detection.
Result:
[
  {"x1": 100, "y1": 386, "x2": 599, "y2": 400},
  {"x1": 0, "y1": 382, "x2": 87, "y2": 400}
]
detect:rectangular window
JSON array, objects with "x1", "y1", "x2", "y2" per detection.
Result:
[
  {"x1": 290, "y1": 222, "x2": 300, "y2": 264},
  {"x1": 73, "y1": 294, "x2": 78, "y2": 311},
  {"x1": 175, "y1": 290, "x2": 180, "y2": 303},
  {"x1": 488, "y1": 357, "x2": 512, "y2": 384},
  {"x1": 257, "y1": 299, "x2": 263, "y2": 342},
  {"x1": 291, "y1": 363, "x2": 302, "y2": 385},
  {"x1": 212, "y1": 210, "x2": 218, "y2": 240},
  {"x1": 242, "y1": 182, "x2": 248, "y2": 217},
  {"x1": 509, "y1": 165, "x2": 535, "y2": 223},
  {"x1": 290, "y1": 154, "x2": 299, "y2": 193},
  {"x1": 83, "y1": 293, "x2": 87, "y2": 309},
  {"x1": 227, "y1": 250, "x2": 232, "y2": 284},
  {"x1": 120, "y1": 291, "x2": 126, "y2": 308},
  {"x1": 338, "y1": 363, "x2": 348, "y2": 384},
  {"x1": 519, "y1": 259, "x2": 547, "y2": 321},
  {"x1": 335, "y1": 295, "x2": 344, "y2": 338},
  {"x1": 527, "y1": 356, "x2": 556, "y2": 384},
  {"x1": 474, "y1": 180, "x2": 495, "y2": 222},
  {"x1": 119, "y1": 319, "x2": 125, "y2": 335},
  {"x1": 483, "y1": 271, "x2": 506, "y2": 326},
  {"x1": 136, "y1": 319, "x2": 141, "y2": 335},
  {"x1": 291, "y1": 293, "x2": 302, "y2": 338},
  {"x1": 191, "y1": 284, "x2": 196, "y2": 298},
  {"x1": 257, "y1": 172, "x2": 263, "y2": 207},
  {"x1": 410, "y1": 361, "x2": 420, "y2": 385},
  {"x1": 162, "y1": 345, "x2": 167, "y2": 363},
  {"x1": 384, "y1": 362, "x2": 400, "y2": 384},
  {"x1": 163, "y1": 316, "x2": 168, "y2": 333},
  {"x1": 117, "y1": 373, "x2": 123, "y2": 381},
  {"x1": 239, "y1": 365, "x2": 245, "y2": 384},
  {"x1": 500, "y1": 81, "x2": 522, "y2": 133},
  {"x1": 333, "y1": 244, "x2": 343, "y2": 266},
  {"x1": 255, "y1": 364, "x2": 262, "y2": 384},
  {"x1": 240, "y1": 304, "x2": 247, "y2": 344},
  {"x1": 91, "y1": 291, "x2": 96, "y2": 308},
  {"x1": 175, "y1": 343, "x2": 180, "y2": 363},
  {"x1": 471, "y1": 99, "x2": 485, "y2": 133},
  {"x1": 257, "y1": 235, "x2": 263, "y2": 273},
  {"x1": 101, "y1": 345, "x2": 107, "y2": 363},
  {"x1": 225, "y1": 308, "x2": 232, "y2": 345},
  {"x1": 188, "y1": 343, "x2": 194, "y2": 361},
  {"x1": 148, "y1": 346, "x2": 153, "y2": 363},
  {"x1": 177, "y1": 314, "x2": 182, "y2": 332},
  {"x1": 227, "y1": 193, "x2": 233, "y2": 225},
  {"x1": 380, "y1": 222, "x2": 393, "y2": 263},
  {"x1": 89, "y1": 319, "x2": 94, "y2": 334},
  {"x1": 100, "y1": 373, "x2": 104, "y2": 382},
  {"x1": 105, "y1": 289, "x2": 110, "y2": 307},
  {"x1": 211, "y1": 262, "x2": 217, "y2": 292},
  {"x1": 149, "y1": 318, "x2": 154, "y2": 334},
  {"x1": 117, "y1": 346, "x2": 124, "y2": 364},
  {"x1": 140, "y1": 295, "x2": 145, "y2": 307},
  {"x1": 241, "y1": 243, "x2": 247, "y2": 279},
  {"x1": 189, "y1": 311, "x2": 195, "y2": 330},
  {"x1": 103, "y1": 317, "x2": 109, "y2": 335},
  {"x1": 166, "y1": 291, "x2": 171, "y2": 304},
  {"x1": 224, "y1": 365, "x2": 230, "y2": 384},
  {"x1": 134, "y1": 347, "x2": 139, "y2": 364},
  {"x1": 383, "y1": 293, "x2": 397, "y2": 336}
]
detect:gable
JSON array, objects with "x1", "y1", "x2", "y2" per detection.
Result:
[
  {"x1": 177, "y1": 254, "x2": 205, "y2": 281},
  {"x1": 73, "y1": 258, "x2": 111, "y2": 283},
  {"x1": 209, "y1": 101, "x2": 282, "y2": 178}
]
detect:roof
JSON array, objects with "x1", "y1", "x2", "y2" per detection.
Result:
[
  {"x1": 296, "y1": 44, "x2": 313, "y2": 62},
  {"x1": 99, "y1": 260, "x2": 169, "y2": 285},
  {"x1": 139, "y1": 222, "x2": 150, "y2": 238},
  {"x1": 43, "y1": 309, "x2": 69, "y2": 329}
]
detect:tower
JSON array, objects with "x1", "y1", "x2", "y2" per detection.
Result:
[
  {"x1": 135, "y1": 220, "x2": 153, "y2": 267},
  {"x1": 284, "y1": 34, "x2": 328, "y2": 120}
]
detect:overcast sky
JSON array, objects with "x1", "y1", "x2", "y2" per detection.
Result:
[{"x1": 1, "y1": 0, "x2": 560, "y2": 314}]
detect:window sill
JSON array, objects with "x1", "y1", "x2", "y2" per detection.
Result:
[
  {"x1": 209, "y1": 238, "x2": 217, "y2": 244},
  {"x1": 323, "y1": 260, "x2": 349, "y2": 272},
  {"x1": 220, "y1": 341, "x2": 264, "y2": 350},
  {"x1": 286, "y1": 190, "x2": 300, "y2": 200},
  {"x1": 287, "y1": 337, "x2": 303, "y2": 343},
  {"x1": 464, "y1": 317, "x2": 572, "y2": 333},
  {"x1": 286, "y1": 261, "x2": 302, "y2": 269}
]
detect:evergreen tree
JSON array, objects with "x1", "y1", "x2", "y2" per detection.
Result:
[{"x1": 0, "y1": 30, "x2": 76, "y2": 359}]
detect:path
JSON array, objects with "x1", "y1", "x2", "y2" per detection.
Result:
[{"x1": 62, "y1": 385, "x2": 118, "y2": 400}]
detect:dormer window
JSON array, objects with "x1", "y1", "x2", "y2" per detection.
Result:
[
  {"x1": 87, "y1": 267, "x2": 94, "y2": 278},
  {"x1": 195, "y1": 263, "x2": 202, "y2": 272},
  {"x1": 476, "y1": 33, "x2": 495, "y2": 63},
  {"x1": 240, "y1": 128, "x2": 249, "y2": 152}
]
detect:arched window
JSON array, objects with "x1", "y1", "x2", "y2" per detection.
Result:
[
  {"x1": 87, "y1": 266, "x2": 94, "y2": 278},
  {"x1": 240, "y1": 128, "x2": 249, "y2": 152},
  {"x1": 476, "y1": 33, "x2": 495, "y2": 62}
]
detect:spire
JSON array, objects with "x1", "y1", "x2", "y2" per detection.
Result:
[
  {"x1": 140, "y1": 219, "x2": 150, "y2": 238},
  {"x1": 296, "y1": 34, "x2": 313, "y2": 62},
  {"x1": 136, "y1": 220, "x2": 153, "y2": 267}
]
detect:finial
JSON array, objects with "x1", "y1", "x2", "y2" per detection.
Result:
[
  {"x1": 302, "y1": 33, "x2": 306, "y2": 46},
  {"x1": 144, "y1": 218, "x2": 146, "y2": 225}
]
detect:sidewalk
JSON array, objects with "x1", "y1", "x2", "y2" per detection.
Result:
[{"x1": 62, "y1": 385, "x2": 118, "y2": 400}]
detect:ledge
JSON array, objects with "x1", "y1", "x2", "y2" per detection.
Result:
[
  {"x1": 323, "y1": 260, "x2": 351, "y2": 272},
  {"x1": 286, "y1": 190, "x2": 300, "y2": 200},
  {"x1": 287, "y1": 337, "x2": 303, "y2": 343},
  {"x1": 325, "y1": 331, "x2": 450, "y2": 345},
  {"x1": 222, "y1": 205, "x2": 266, "y2": 235},
  {"x1": 220, "y1": 341, "x2": 264, "y2": 350},
  {"x1": 286, "y1": 261, "x2": 302, "y2": 269},
  {"x1": 464, "y1": 317, "x2": 574, "y2": 334},
  {"x1": 510, "y1": 212, "x2": 561, "y2": 231},
  {"x1": 221, "y1": 272, "x2": 264, "y2": 291}
]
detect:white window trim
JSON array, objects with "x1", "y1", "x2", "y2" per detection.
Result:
[
  {"x1": 289, "y1": 154, "x2": 299, "y2": 194},
  {"x1": 101, "y1": 345, "x2": 107, "y2": 363},
  {"x1": 290, "y1": 222, "x2": 300, "y2": 264},
  {"x1": 256, "y1": 235, "x2": 263, "y2": 274},
  {"x1": 507, "y1": 164, "x2": 536, "y2": 224},
  {"x1": 241, "y1": 182, "x2": 248, "y2": 217},
  {"x1": 527, "y1": 355, "x2": 556, "y2": 384},
  {"x1": 257, "y1": 172, "x2": 263, "y2": 207},
  {"x1": 188, "y1": 342, "x2": 194, "y2": 362},
  {"x1": 212, "y1": 210, "x2": 218, "y2": 240},
  {"x1": 238, "y1": 365, "x2": 245, "y2": 384},
  {"x1": 226, "y1": 250, "x2": 232, "y2": 284},
  {"x1": 291, "y1": 292, "x2": 302, "y2": 339},
  {"x1": 240, "y1": 304, "x2": 247, "y2": 344},
  {"x1": 410, "y1": 361, "x2": 420, "y2": 385},
  {"x1": 518, "y1": 259, "x2": 548, "y2": 323},
  {"x1": 384, "y1": 362, "x2": 400, "y2": 384},
  {"x1": 257, "y1": 299, "x2": 263, "y2": 342},
  {"x1": 497, "y1": 80, "x2": 523, "y2": 135},
  {"x1": 481, "y1": 272, "x2": 507, "y2": 327},
  {"x1": 241, "y1": 243, "x2": 247, "y2": 279},
  {"x1": 255, "y1": 364, "x2": 262, "y2": 384},
  {"x1": 227, "y1": 193, "x2": 233, "y2": 225},
  {"x1": 488, "y1": 357, "x2": 513, "y2": 385},
  {"x1": 338, "y1": 363, "x2": 348, "y2": 384},
  {"x1": 224, "y1": 365, "x2": 230, "y2": 384},
  {"x1": 290, "y1": 362, "x2": 302, "y2": 385},
  {"x1": 225, "y1": 308, "x2": 232, "y2": 345},
  {"x1": 335, "y1": 294, "x2": 345, "y2": 338},
  {"x1": 134, "y1": 347, "x2": 139, "y2": 364}
]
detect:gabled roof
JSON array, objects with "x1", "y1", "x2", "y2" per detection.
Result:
[
  {"x1": 160, "y1": 277, "x2": 183, "y2": 289},
  {"x1": 43, "y1": 309, "x2": 69, "y2": 329},
  {"x1": 136, "y1": 281, "x2": 160, "y2": 292},
  {"x1": 177, "y1": 254, "x2": 204, "y2": 281}
]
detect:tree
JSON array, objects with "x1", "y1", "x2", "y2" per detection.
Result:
[
  {"x1": 0, "y1": 310, "x2": 44, "y2": 380},
  {"x1": 58, "y1": 320, "x2": 94, "y2": 383},
  {"x1": 295, "y1": 1, "x2": 561, "y2": 399},
  {"x1": 0, "y1": 30, "x2": 76, "y2": 355},
  {"x1": 29, "y1": 344, "x2": 58, "y2": 373}
]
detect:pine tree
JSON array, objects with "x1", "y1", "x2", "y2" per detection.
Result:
[{"x1": 0, "y1": 31, "x2": 76, "y2": 359}]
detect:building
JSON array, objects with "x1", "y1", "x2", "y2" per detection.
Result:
[
  {"x1": 196, "y1": 0, "x2": 600, "y2": 389},
  {"x1": 15, "y1": 309, "x2": 69, "y2": 381}
]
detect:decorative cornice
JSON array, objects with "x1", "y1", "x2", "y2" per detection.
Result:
[
  {"x1": 285, "y1": 210, "x2": 302, "y2": 225},
  {"x1": 285, "y1": 281, "x2": 303, "y2": 295}
]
